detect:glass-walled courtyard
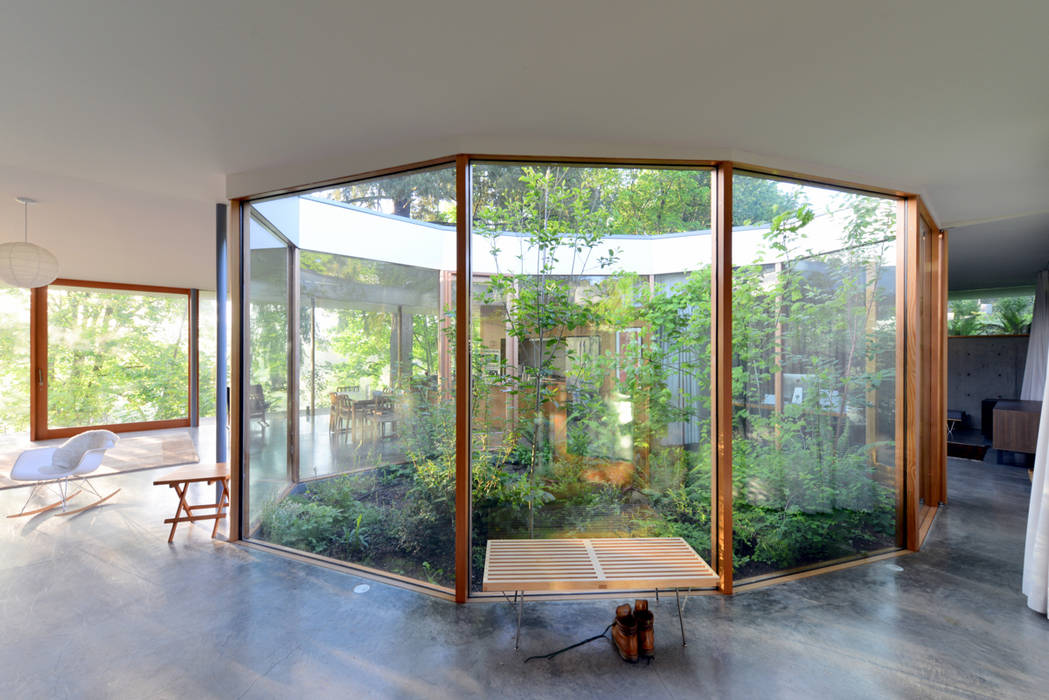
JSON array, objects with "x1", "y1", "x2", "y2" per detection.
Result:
[{"x1": 238, "y1": 158, "x2": 911, "y2": 595}]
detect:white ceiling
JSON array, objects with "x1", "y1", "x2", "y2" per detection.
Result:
[
  {"x1": 1, "y1": 1, "x2": 1047, "y2": 290},
  {"x1": 949, "y1": 212, "x2": 1049, "y2": 293}
]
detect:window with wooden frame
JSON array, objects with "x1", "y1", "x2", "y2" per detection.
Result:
[
  {"x1": 30, "y1": 279, "x2": 193, "y2": 440},
  {"x1": 229, "y1": 156, "x2": 945, "y2": 601}
]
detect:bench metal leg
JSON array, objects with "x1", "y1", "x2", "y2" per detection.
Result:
[
  {"x1": 515, "y1": 590, "x2": 523, "y2": 650},
  {"x1": 501, "y1": 590, "x2": 525, "y2": 650},
  {"x1": 675, "y1": 588, "x2": 689, "y2": 646}
]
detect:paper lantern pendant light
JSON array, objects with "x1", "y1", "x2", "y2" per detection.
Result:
[{"x1": 0, "y1": 197, "x2": 58, "y2": 288}]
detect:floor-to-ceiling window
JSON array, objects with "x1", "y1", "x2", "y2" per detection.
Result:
[
  {"x1": 246, "y1": 165, "x2": 457, "y2": 588},
  {"x1": 468, "y1": 161, "x2": 716, "y2": 591},
  {"x1": 245, "y1": 220, "x2": 292, "y2": 530},
  {"x1": 237, "y1": 158, "x2": 920, "y2": 597},
  {"x1": 730, "y1": 172, "x2": 899, "y2": 579}
]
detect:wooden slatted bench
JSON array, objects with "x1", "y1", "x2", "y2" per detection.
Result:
[{"x1": 482, "y1": 537, "x2": 718, "y2": 649}]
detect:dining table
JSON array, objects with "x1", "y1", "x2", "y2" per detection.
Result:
[{"x1": 330, "y1": 390, "x2": 392, "y2": 440}]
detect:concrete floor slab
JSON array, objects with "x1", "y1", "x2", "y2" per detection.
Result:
[{"x1": 1, "y1": 453, "x2": 1047, "y2": 698}]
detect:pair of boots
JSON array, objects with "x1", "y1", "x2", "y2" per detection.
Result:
[{"x1": 611, "y1": 600, "x2": 653, "y2": 662}]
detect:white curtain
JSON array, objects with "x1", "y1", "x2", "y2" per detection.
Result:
[
  {"x1": 1022, "y1": 339, "x2": 1049, "y2": 614},
  {"x1": 1021, "y1": 269, "x2": 1049, "y2": 400}
]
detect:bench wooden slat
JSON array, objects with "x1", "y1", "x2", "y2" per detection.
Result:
[{"x1": 482, "y1": 537, "x2": 718, "y2": 592}]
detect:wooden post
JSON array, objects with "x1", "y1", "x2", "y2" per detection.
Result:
[
  {"x1": 454, "y1": 155, "x2": 472, "y2": 602},
  {"x1": 29, "y1": 285, "x2": 47, "y2": 441},
  {"x1": 712, "y1": 162, "x2": 734, "y2": 594},
  {"x1": 773, "y1": 262, "x2": 784, "y2": 416},
  {"x1": 903, "y1": 197, "x2": 921, "y2": 551},
  {"x1": 919, "y1": 222, "x2": 933, "y2": 512},
  {"x1": 288, "y1": 246, "x2": 301, "y2": 485}
]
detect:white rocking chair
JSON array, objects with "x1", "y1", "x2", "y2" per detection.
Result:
[{"x1": 7, "y1": 430, "x2": 121, "y2": 518}]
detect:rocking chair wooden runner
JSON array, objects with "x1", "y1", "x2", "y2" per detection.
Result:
[{"x1": 7, "y1": 430, "x2": 121, "y2": 518}]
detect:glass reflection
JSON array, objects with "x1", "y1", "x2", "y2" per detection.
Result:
[
  {"x1": 469, "y1": 163, "x2": 715, "y2": 591},
  {"x1": 247, "y1": 167, "x2": 456, "y2": 588},
  {"x1": 731, "y1": 173, "x2": 898, "y2": 579}
]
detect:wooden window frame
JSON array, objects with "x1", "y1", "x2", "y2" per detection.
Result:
[
  {"x1": 228, "y1": 154, "x2": 947, "y2": 601},
  {"x1": 30, "y1": 278, "x2": 195, "y2": 440}
]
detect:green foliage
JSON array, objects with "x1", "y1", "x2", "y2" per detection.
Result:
[
  {"x1": 727, "y1": 188, "x2": 899, "y2": 575},
  {"x1": 323, "y1": 168, "x2": 455, "y2": 222},
  {"x1": 947, "y1": 295, "x2": 1034, "y2": 336},
  {"x1": 0, "y1": 287, "x2": 30, "y2": 434},
  {"x1": 986, "y1": 296, "x2": 1033, "y2": 334},
  {"x1": 46, "y1": 287, "x2": 189, "y2": 427},
  {"x1": 258, "y1": 498, "x2": 341, "y2": 553},
  {"x1": 249, "y1": 166, "x2": 903, "y2": 586},
  {"x1": 472, "y1": 164, "x2": 795, "y2": 233},
  {"x1": 947, "y1": 299, "x2": 987, "y2": 336},
  {"x1": 732, "y1": 176, "x2": 801, "y2": 227}
]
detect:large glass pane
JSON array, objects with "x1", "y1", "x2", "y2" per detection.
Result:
[
  {"x1": 731, "y1": 172, "x2": 899, "y2": 579},
  {"x1": 246, "y1": 222, "x2": 291, "y2": 530},
  {"x1": 470, "y1": 162, "x2": 714, "y2": 592},
  {"x1": 47, "y1": 285, "x2": 189, "y2": 428},
  {"x1": 198, "y1": 290, "x2": 230, "y2": 420},
  {"x1": 249, "y1": 167, "x2": 457, "y2": 588},
  {"x1": 0, "y1": 286, "x2": 30, "y2": 438}
]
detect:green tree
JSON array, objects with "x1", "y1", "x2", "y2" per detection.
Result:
[
  {"x1": 47, "y1": 287, "x2": 189, "y2": 427},
  {"x1": 733, "y1": 176, "x2": 801, "y2": 226},
  {"x1": 325, "y1": 169, "x2": 454, "y2": 222},
  {"x1": 606, "y1": 169, "x2": 711, "y2": 234},
  {"x1": 987, "y1": 296, "x2": 1033, "y2": 334},
  {"x1": 729, "y1": 188, "x2": 898, "y2": 574},
  {"x1": 947, "y1": 299, "x2": 988, "y2": 336},
  {"x1": 476, "y1": 165, "x2": 618, "y2": 535}
]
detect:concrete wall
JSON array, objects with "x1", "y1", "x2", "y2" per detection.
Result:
[{"x1": 948, "y1": 335, "x2": 1031, "y2": 429}]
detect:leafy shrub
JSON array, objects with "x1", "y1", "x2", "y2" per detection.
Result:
[{"x1": 259, "y1": 498, "x2": 340, "y2": 553}]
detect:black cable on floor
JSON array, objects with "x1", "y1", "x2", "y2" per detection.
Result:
[{"x1": 523, "y1": 623, "x2": 613, "y2": 663}]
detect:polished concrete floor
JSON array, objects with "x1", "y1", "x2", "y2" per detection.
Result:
[{"x1": 1, "y1": 453, "x2": 1047, "y2": 699}]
